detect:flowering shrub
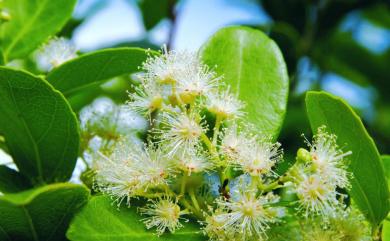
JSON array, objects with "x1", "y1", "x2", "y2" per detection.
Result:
[
  {"x1": 85, "y1": 49, "x2": 368, "y2": 241},
  {"x1": 0, "y1": 1, "x2": 389, "y2": 241}
]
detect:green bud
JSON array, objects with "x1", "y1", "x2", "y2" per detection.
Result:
[{"x1": 296, "y1": 148, "x2": 311, "y2": 163}]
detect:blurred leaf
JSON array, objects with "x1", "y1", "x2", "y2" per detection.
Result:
[
  {"x1": 1, "y1": 0, "x2": 76, "y2": 61},
  {"x1": 375, "y1": 105, "x2": 390, "y2": 139},
  {"x1": 305, "y1": 91, "x2": 390, "y2": 226},
  {"x1": 67, "y1": 195, "x2": 206, "y2": 241},
  {"x1": 66, "y1": 77, "x2": 137, "y2": 113},
  {"x1": 0, "y1": 183, "x2": 89, "y2": 241},
  {"x1": 200, "y1": 26, "x2": 289, "y2": 138},
  {"x1": 261, "y1": 0, "x2": 306, "y2": 34},
  {"x1": 139, "y1": 0, "x2": 175, "y2": 30},
  {"x1": 313, "y1": 32, "x2": 390, "y2": 98},
  {"x1": 0, "y1": 165, "x2": 32, "y2": 193},
  {"x1": 67, "y1": 84, "x2": 103, "y2": 113},
  {"x1": 0, "y1": 67, "x2": 80, "y2": 184},
  {"x1": 0, "y1": 50, "x2": 4, "y2": 65},
  {"x1": 47, "y1": 48, "x2": 157, "y2": 97},
  {"x1": 315, "y1": 0, "x2": 378, "y2": 39},
  {"x1": 267, "y1": 22, "x2": 300, "y2": 72},
  {"x1": 57, "y1": 18, "x2": 85, "y2": 38},
  {"x1": 363, "y1": 4, "x2": 390, "y2": 29}
]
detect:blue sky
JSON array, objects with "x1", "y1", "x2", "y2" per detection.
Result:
[{"x1": 72, "y1": 0, "x2": 268, "y2": 51}]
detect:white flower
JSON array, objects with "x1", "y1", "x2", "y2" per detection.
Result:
[
  {"x1": 95, "y1": 142, "x2": 173, "y2": 205},
  {"x1": 175, "y1": 65, "x2": 219, "y2": 103},
  {"x1": 305, "y1": 126, "x2": 352, "y2": 188},
  {"x1": 174, "y1": 147, "x2": 213, "y2": 175},
  {"x1": 203, "y1": 209, "x2": 233, "y2": 241},
  {"x1": 142, "y1": 46, "x2": 200, "y2": 84},
  {"x1": 141, "y1": 47, "x2": 219, "y2": 104},
  {"x1": 127, "y1": 78, "x2": 164, "y2": 117},
  {"x1": 94, "y1": 151, "x2": 143, "y2": 205},
  {"x1": 206, "y1": 87, "x2": 245, "y2": 119},
  {"x1": 139, "y1": 197, "x2": 188, "y2": 235},
  {"x1": 296, "y1": 173, "x2": 339, "y2": 217},
  {"x1": 233, "y1": 138, "x2": 283, "y2": 177},
  {"x1": 35, "y1": 37, "x2": 77, "y2": 71},
  {"x1": 220, "y1": 125, "x2": 253, "y2": 160},
  {"x1": 208, "y1": 190, "x2": 281, "y2": 240},
  {"x1": 158, "y1": 112, "x2": 205, "y2": 156}
]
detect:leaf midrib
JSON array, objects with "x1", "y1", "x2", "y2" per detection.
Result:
[
  {"x1": 0, "y1": 223, "x2": 11, "y2": 241},
  {"x1": 6, "y1": 79, "x2": 43, "y2": 180},
  {"x1": 4, "y1": 0, "x2": 50, "y2": 57},
  {"x1": 234, "y1": 32, "x2": 245, "y2": 95},
  {"x1": 46, "y1": 191, "x2": 82, "y2": 241},
  {"x1": 22, "y1": 206, "x2": 39, "y2": 241}
]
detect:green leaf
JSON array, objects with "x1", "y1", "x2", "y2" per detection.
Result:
[
  {"x1": 200, "y1": 26, "x2": 289, "y2": 138},
  {"x1": 1, "y1": 0, "x2": 76, "y2": 61},
  {"x1": 67, "y1": 195, "x2": 206, "y2": 241},
  {"x1": 363, "y1": 4, "x2": 390, "y2": 29},
  {"x1": 0, "y1": 183, "x2": 89, "y2": 241},
  {"x1": 382, "y1": 155, "x2": 390, "y2": 186},
  {"x1": 383, "y1": 219, "x2": 390, "y2": 241},
  {"x1": 305, "y1": 91, "x2": 390, "y2": 226},
  {"x1": 312, "y1": 31, "x2": 390, "y2": 100},
  {"x1": 47, "y1": 48, "x2": 156, "y2": 97},
  {"x1": 0, "y1": 67, "x2": 80, "y2": 184},
  {"x1": 0, "y1": 50, "x2": 4, "y2": 65},
  {"x1": 383, "y1": 154, "x2": 390, "y2": 241},
  {"x1": 0, "y1": 165, "x2": 32, "y2": 193},
  {"x1": 139, "y1": 0, "x2": 175, "y2": 30}
]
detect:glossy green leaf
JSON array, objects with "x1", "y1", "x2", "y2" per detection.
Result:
[
  {"x1": 305, "y1": 91, "x2": 390, "y2": 226},
  {"x1": 67, "y1": 195, "x2": 206, "y2": 241},
  {"x1": 1, "y1": 0, "x2": 76, "y2": 61},
  {"x1": 0, "y1": 183, "x2": 89, "y2": 241},
  {"x1": 47, "y1": 48, "x2": 156, "y2": 97},
  {"x1": 200, "y1": 26, "x2": 289, "y2": 138},
  {"x1": 382, "y1": 154, "x2": 390, "y2": 240},
  {"x1": 0, "y1": 166, "x2": 32, "y2": 193},
  {"x1": 0, "y1": 67, "x2": 80, "y2": 184},
  {"x1": 382, "y1": 155, "x2": 390, "y2": 186}
]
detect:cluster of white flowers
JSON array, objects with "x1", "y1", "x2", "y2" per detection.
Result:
[
  {"x1": 88, "y1": 47, "x2": 367, "y2": 240},
  {"x1": 292, "y1": 127, "x2": 352, "y2": 218},
  {"x1": 205, "y1": 190, "x2": 284, "y2": 241}
]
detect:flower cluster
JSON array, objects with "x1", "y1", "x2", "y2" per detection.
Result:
[
  {"x1": 291, "y1": 127, "x2": 352, "y2": 218},
  {"x1": 87, "y1": 47, "x2": 368, "y2": 240}
]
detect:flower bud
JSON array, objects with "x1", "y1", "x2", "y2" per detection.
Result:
[{"x1": 296, "y1": 148, "x2": 311, "y2": 163}]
